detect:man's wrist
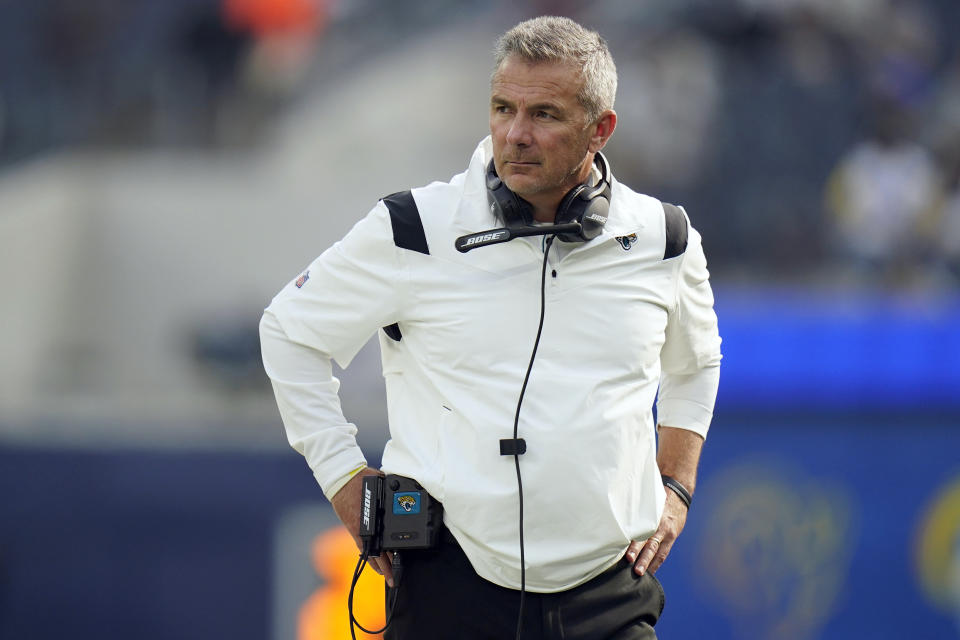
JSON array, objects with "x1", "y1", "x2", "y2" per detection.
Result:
[{"x1": 661, "y1": 474, "x2": 692, "y2": 509}]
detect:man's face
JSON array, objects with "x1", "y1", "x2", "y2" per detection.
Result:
[{"x1": 489, "y1": 57, "x2": 596, "y2": 211}]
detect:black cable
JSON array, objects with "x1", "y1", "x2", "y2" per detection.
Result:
[
  {"x1": 348, "y1": 544, "x2": 399, "y2": 639},
  {"x1": 348, "y1": 237, "x2": 555, "y2": 640},
  {"x1": 348, "y1": 552, "x2": 366, "y2": 640},
  {"x1": 512, "y1": 235, "x2": 555, "y2": 640}
]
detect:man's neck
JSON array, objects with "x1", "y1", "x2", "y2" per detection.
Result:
[
  {"x1": 528, "y1": 158, "x2": 599, "y2": 223},
  {"x1": 530, "y1": 203, "x2": 560, "y2": 223}
]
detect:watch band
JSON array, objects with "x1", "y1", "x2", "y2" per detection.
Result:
[{"x1": 661, "y1": 474, "x2": 692, "y2": 509}]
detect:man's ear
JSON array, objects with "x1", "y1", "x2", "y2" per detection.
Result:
[{"x1": 589, "y1": 110, "x2": 617, "y2": 153}]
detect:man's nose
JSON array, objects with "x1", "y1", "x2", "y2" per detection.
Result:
[{"x1": 506, "y1": 114, "x2": 532, "y2": 146}]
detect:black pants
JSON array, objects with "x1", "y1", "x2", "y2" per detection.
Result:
[{"x1": 384, "y1": 529, "x2": 664, "y2": 640}]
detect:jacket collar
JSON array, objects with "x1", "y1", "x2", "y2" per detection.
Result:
[
  {"x1": 450, "y1": 137, "x2": 645, "y2": 239},
  {"x1": 450, "y1": 137, "x2": 497, "y2": 234}
]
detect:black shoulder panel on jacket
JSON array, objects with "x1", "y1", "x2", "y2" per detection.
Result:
[
  {"x1": 662, "y1": 202, "x2": 688, "y2": 260},
  {"x1": 380, "y1": 190, "x2": 425, "y2": 342},
  {"x1": 383, "y1": 190, "x2": 429, "y2": 255}
]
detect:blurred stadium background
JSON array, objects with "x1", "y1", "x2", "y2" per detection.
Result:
[{"x1": 1, "y1": 0, "x2": 959, "y2": 638}]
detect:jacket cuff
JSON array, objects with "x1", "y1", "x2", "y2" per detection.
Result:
[
  {"x1": 656, "y1": 399, "x2": 713, "y2": 439},
  {"x1": 314, "y1": 449, "x2": 369, "y2": 500},
  {"x1": 656, "y1": 364, "x2": 720, "y2": 438},
  {"x1": 324, "y1": 463, "x2": 369, "y2": 500}
]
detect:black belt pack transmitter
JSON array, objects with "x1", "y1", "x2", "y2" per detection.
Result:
[{"x1": 359, "y1": 474, "x2": 442, "y2": 556}]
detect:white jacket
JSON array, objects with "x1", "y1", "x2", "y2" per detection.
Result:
[{"x1": 261, "y1": 137, "x2": 722, "y2": 592}]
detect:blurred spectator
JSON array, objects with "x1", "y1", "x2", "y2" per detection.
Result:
[
  {"x1": 225, "y1": 0, "x2": 328, "y2": 96},
  {"x1": 611, "y1": 29, "x2": 721, "y2": 189},
  {"x1": 155, "y1": 0, "x2": 329, "y2": 147},
  {"x1": 824, "y1": 99, "x2": 943, "y2": 286},
  {"x1": 172, "y1": 5, "x2": 252, "y2": 144},
  {"x1": 860, "y1": 0, "x2": 939, "y2": 108},
  {"x1": 929, "y1": 55, "x2": 960, "y2": 283},
  {"x1": 224, "y1": 0, "x2": 325, "y2": 37},
  {"x1": 937, "y1": 161, "x2": 960, "y2": 282},
  {"x1": 925, "y1": 52, "x2": 960, "y2": 179},
  {"x1": 776, "y1": 8, "x2": 845, "y2": 89}
]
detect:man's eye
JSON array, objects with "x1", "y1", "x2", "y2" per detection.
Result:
[{"x1": 535, "y1": 111, "x2": 554, "y2": 120}]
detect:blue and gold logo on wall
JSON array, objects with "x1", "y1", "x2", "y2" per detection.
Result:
[
  {"x1": 915, "y1": 475, "x2": 960, "y2": 626},
  {"x1": 697, "y1": 460, "x2": 858, "y2": 640}
]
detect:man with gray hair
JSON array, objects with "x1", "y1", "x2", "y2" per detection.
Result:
[{"x1": 261, "y1": 15, "x2": 721, "y2": 639}]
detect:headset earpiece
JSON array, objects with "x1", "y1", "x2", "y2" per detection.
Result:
[
  {"x1": 486, "y1": 153, "x2": 611, "y2": 243},
  {"x1": 486, "y1": 160, "x2": 534, "y2": 226}
]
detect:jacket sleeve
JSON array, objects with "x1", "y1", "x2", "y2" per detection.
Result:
[
  {"x1": 265, "y1": 201, "x2": 406, "y2": 368},
  {"x1": 260, "y1": 310, "x2": 367, "y2": 499},
  {"x1": 260, "y1": 202, "x2": 405, "y2": 497},
  {"x1": 656, "y1": 219, "x2": 722, "y2": 438}
]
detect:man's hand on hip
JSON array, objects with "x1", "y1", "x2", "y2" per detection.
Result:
[
  {"x1": 625, "y1": 490, "x2": 689, "y2": 576},
  {"x1": 330, "y1": 467, "x2": 395, "y2": 587},
  {"x1": 626, "y1": 424, "x2": 702, "y2": 576}
]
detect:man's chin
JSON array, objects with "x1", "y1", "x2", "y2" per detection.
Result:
[{"x1": 502, "y1": 175, "x2": 540, "y2": 198}]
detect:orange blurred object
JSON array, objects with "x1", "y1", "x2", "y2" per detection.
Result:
[
  {"x1": 299, "y1": 525, "x2": 385, "y2": 640},
  {"x1": 223, "y1": 0, "x2": 326, "y2": 37}
]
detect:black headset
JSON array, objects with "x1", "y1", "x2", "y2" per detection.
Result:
[{"x1": 485, "y1": 152, "x2": 611, "y2": 243}]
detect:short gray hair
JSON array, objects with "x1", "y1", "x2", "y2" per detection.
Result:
[{"x1": 493, "y1": 16, "x2": 617, "y2": 123}]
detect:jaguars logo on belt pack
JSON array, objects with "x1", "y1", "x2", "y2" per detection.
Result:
[{"x1": 394, "y1": 493, "x2": 420, "y2": 514}]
